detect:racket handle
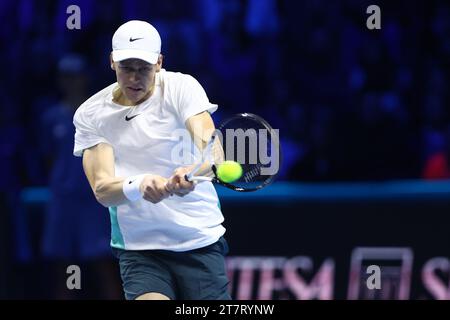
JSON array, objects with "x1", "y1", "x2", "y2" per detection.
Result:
[{"x1": 184, "y1": 175, "x2": 212, "y2": 182}]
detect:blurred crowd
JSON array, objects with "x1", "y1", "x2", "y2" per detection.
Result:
[
  {"x1": 1, "y1": 0, "x2": 450, "y2": 298},
  {"x1": 2, "y1": 0, "x2": 450, "y2": 189}
]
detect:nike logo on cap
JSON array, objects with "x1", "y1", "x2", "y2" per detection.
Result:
[
  {"x1": 125, "y1": 114, "x2": 141, "y2": 121},
  {"x1": 129, "y1": 37, "x2": 143, "y2": 42}
]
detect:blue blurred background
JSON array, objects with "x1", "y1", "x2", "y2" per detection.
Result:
[{"x1": 1, "y1": 0, "x2": 450, "y2": 300}]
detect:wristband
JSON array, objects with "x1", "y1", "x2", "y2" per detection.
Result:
[{"x1": 123, "y1": 174, "x2": 146, "y2": 201}]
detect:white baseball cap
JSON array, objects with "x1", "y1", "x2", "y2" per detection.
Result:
[{"x1": 112, "y1": 20, "x2": 161, "y2": 65}]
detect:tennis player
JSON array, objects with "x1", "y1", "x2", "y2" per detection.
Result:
[{"x1": 73, "y1": 20, "x2": 230, "y2": 300}]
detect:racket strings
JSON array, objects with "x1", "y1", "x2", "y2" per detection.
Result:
[
  {"x1": 243, "y1": 164, "x2": 262, "y2": 182},
  {"x1": 217, "y1": 114, "x2": 279, "y2": 190}
]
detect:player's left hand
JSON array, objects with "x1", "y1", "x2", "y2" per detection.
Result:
[{"x1": 166, "y1": 166, "x2": 196, "y2": 197}]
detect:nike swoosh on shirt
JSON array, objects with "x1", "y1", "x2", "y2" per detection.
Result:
[{"x1": 125, "y1": 114, "x2": 141, "y2": 121}]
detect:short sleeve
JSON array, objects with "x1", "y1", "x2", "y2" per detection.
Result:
[
  {"x1": 174, "y1": 74, "x2": 218, "y2": 123},
  {"x1": 73, "y1": 105, "x2": 109, "y2": 157}
]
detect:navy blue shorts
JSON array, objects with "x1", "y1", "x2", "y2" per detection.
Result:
[{"x1": 112, "y1": 237, "x2": 231, "y2": 300}]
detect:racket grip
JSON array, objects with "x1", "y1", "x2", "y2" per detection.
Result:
[{"x1": 185, "y1": 175, "x2": 213, "y2": 182}]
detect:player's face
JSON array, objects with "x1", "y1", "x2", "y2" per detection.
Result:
[{"x1": 114, "y1": 58, "x2": 157, "y2": 104}]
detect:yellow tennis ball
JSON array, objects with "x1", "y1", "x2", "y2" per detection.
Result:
[{"x1": 216, "y1": 161, "x2": 243, "y2": 183}]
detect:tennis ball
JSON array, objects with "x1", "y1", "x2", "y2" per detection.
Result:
[{"x1": 216, "y1": 161, "x2": 243, "y2": 183}]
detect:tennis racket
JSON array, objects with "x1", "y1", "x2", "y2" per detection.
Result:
[{"x1": 185, "y1": 113, "x2": 281, "y2": 192}]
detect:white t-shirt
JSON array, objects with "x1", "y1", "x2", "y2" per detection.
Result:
[{"x1": 73, "y1": 69, "x2": 225, "y2": 251}]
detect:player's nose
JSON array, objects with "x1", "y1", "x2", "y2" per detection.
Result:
[
  {"x1": 129, "y1": 75, "x2": 137, "y2": 83},
  {"x1": 128, "y1": 71, "x2": 140, "y2": 82}
]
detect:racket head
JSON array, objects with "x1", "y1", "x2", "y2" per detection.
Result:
[{"x1": 213, "y1": 113, "x2": 282, "y2": 192}]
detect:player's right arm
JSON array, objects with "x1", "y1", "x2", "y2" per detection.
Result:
[{"x1": 82, "y1": 143, "x2": 170, "y2": 207}]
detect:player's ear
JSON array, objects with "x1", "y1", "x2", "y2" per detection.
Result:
[
  {"x1": 155, "y1": 54, "x2": 163, "y2": 72},
  {"x1": 110, "y1": 53, "x2": 115, "y2": 70}
]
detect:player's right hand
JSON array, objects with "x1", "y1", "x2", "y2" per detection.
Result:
[
  {"x1": 139, "y1": 174, "x2": 171, "y2": 203},
  {"x1": 165, "y1": 166, "x2": 196, "y2": 197}
]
